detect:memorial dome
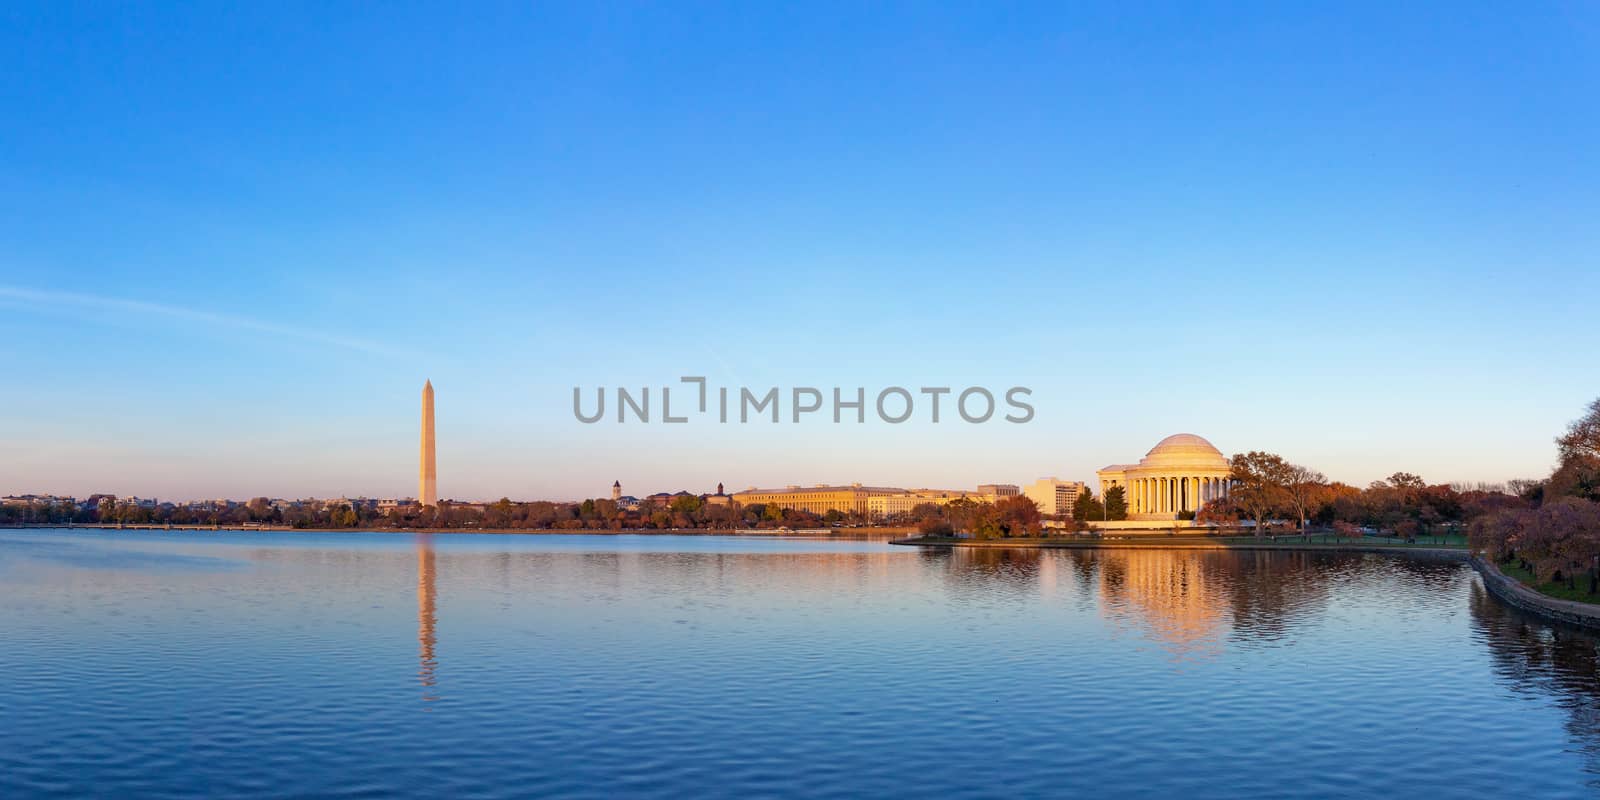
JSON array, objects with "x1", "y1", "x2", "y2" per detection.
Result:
[{"x1": 1141, "y1": 433, "x2": 1228, "y2": 468}]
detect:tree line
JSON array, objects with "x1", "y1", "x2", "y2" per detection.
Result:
[
  {"x1": 0, "y1": 493, "x2": 895, "y2": 531},
  {"x1": 1195, "y1": 455, "x2": 1522, "y2": 540},
  {"x1": 1470, "y1": 398, "x2": 1600, "y2": 593}
]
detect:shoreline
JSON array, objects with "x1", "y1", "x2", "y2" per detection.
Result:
[
  {"x1": 889, "y1": 535, "x2": 1470, "y2": 559},
  {"x1": 895, "y1": 535, "x2": 1600, "y2": 630},
  {"x1": 1469, "y1": 555, "x2": 1600, "y2": 631},
  {"x1": 0, "y1": 524, "x2": 913, "y2": 537}
]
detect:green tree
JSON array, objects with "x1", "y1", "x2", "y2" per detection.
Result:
[
  {"x1": 1104, "y1": 486, "x2": 1128, "y2": 520},
  {"x1": 1072, "y1": 489, "x2": 1104, "y2": 522}
]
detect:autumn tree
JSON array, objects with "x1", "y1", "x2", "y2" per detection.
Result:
[
  {"x1": 486, "y1": 498, "x2": 515, "y2": 528},
  {"x1": 1196, "y1": 497, "x2": 1241, "y2": 527},
  {"x1": 1282, "y1": 464, "x2": 1327, "y2": 532},
  {"x1": 1229, "y1": 451, "x2": 1293, "y2": 536},
  {"x1": 1558, "y1": 399, "x2": 1600, "y2": 463},
  {"x1": 1508, "y1": 478, "x2": 1547, "y2": 506},
  {"x1": 1549, "y1": 447, "x2": 1600, "y2": 503},
  {"x1": 1516, "y1": 498, "x2": 1600, "y2": 589},
  {"x1": 1468, "y1": 508, "x2": 1525, "y2": 562},
  {"x1": 669, "y1": 494, "x2": 704, "y2": 514},
  {"x1": 995, "y1": 495, "x2": 1043, "y2": 537},
  {"x1": 1386, "y1": 472, "x2": 1426, "y2": 491}
]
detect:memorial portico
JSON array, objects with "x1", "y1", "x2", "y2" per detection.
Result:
[{"x1": 1097, "y1": 434, "x2": 1232, "y2": 521}]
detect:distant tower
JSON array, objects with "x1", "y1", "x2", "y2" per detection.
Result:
[
  {"x1": 612, "y1": 480, "x2": 622, "y2": 501},
  {"x1": 419, "y1": 380, "x2": 437, "y2": 507},
  {"x1": 717, "y1": 482, "x2": 724, "y2": 495}
]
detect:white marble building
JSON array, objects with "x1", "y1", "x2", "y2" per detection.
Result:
[{"x1": 1097, "y1": 434, "x2": 1231, "y2": 520}]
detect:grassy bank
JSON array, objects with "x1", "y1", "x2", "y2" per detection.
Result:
[{"x1": 1497, "y1": 560, "x2": 1600, "y2": 604}]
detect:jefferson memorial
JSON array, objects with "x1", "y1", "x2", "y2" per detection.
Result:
[{"x1": 1097, "y1": 434, "x2": 1231, "y2": 521}]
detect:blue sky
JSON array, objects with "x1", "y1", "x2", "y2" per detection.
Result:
[{"x1": 2, "y1": 2, "x2": 1597, "y2": 501}]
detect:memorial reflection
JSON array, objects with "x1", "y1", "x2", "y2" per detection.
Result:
[
  {"x1": 1060, "y1": 549, "x2": 1380, "y2": 661},
  {"x1": 1092, "y1": 549, "x2": 1231, "y2": 662}
]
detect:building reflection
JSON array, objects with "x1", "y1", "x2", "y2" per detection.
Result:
[
  {"x1": 417, "y1": 534, "x2": 438, "y2": 702},
  {"x1": 1093, "y1": 549, "x2": 1229, "y2": 662},
  {"x1": 1036, "y1": 548, "x2": 1342, "y2": 663}
]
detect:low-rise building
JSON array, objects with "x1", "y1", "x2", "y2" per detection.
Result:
[
  {"x1": 1024, "y1": 478, "x2": 1088, "y2": 517},
  {"x1": 703, "y1": 483, "x2": 732, "y2": 507},
  {"x1": 976, "y1": 484, "x2": 1021, "y2": 499},
  {"x1": 732, "y1": 483, "x2": 905, "y2": 516},
  {"x1": 2, "y1": 494, "x2": 76, "y2": 506},
  {"x1": 866, "y1": 494, "x2": 927, "y2": 520}
]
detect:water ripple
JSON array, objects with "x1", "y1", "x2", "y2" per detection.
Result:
[{"x1": 1, "y1": 530, "x2": 1598, "y2": 798}]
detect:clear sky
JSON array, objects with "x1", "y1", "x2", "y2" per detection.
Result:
[{"x1": 3, "y1": 2, "x2": 1597, "y2": 502}]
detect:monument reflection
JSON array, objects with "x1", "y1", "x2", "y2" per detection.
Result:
[{"x1": 417, "y1": 534, "x2": 438, "y2": 701}]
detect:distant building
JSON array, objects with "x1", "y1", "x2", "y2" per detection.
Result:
[
  {"x1": 612, "y1": 480, "x2": 622, "y2": 502},
  {"x1": 703, "y1": 482, "x2": 732, "y2": 507},
  {"x1": 1024, "y1": 478, "x2": 1088, "y2": 517},
  {"x1": 647, "y1": 491, "x2": 697, "y2": 508},
  {"x1": 867, "y1": 494, "x2": 926, "y2": 520},
  {"x1": 733, "y1": 483, "x2": 905, "y2": 516},
  {"x1": 976, "y1": 484, "x2": 1021, "y2": 499},
  {"x1": 2, "y1": 494, "x2": 76, "y2": 507},
  {"x1": 323, "y1": 497, "x2": 377, "y2": 511}
]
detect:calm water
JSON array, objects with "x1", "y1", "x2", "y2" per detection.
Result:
[{"x1": 4, "y1": 530, "x2": 1600, "y2": 798}]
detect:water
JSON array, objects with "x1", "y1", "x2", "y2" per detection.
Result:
[{"x1": 2, "y1": 529, "x2": 1599, "y2": 798}]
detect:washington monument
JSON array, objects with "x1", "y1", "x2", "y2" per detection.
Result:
[{"x1": 419, "y1": 380, "x2": 437, "y2": 507}]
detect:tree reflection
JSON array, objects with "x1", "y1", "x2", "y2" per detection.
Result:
[
  {"x1": 1055, "y1": 549, "x2": 1366, "y2": 662},
  {"x1": 934, "y1": 548, "x2": 1046, "y2": 605},
  {"x1": 1471, "y1": 583, "x2": 1600, "y2": 777}
]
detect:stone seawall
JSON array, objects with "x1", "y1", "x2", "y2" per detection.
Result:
[{"x1": 1469, "y1": 556, "x2": 1600, "y2": 631}]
